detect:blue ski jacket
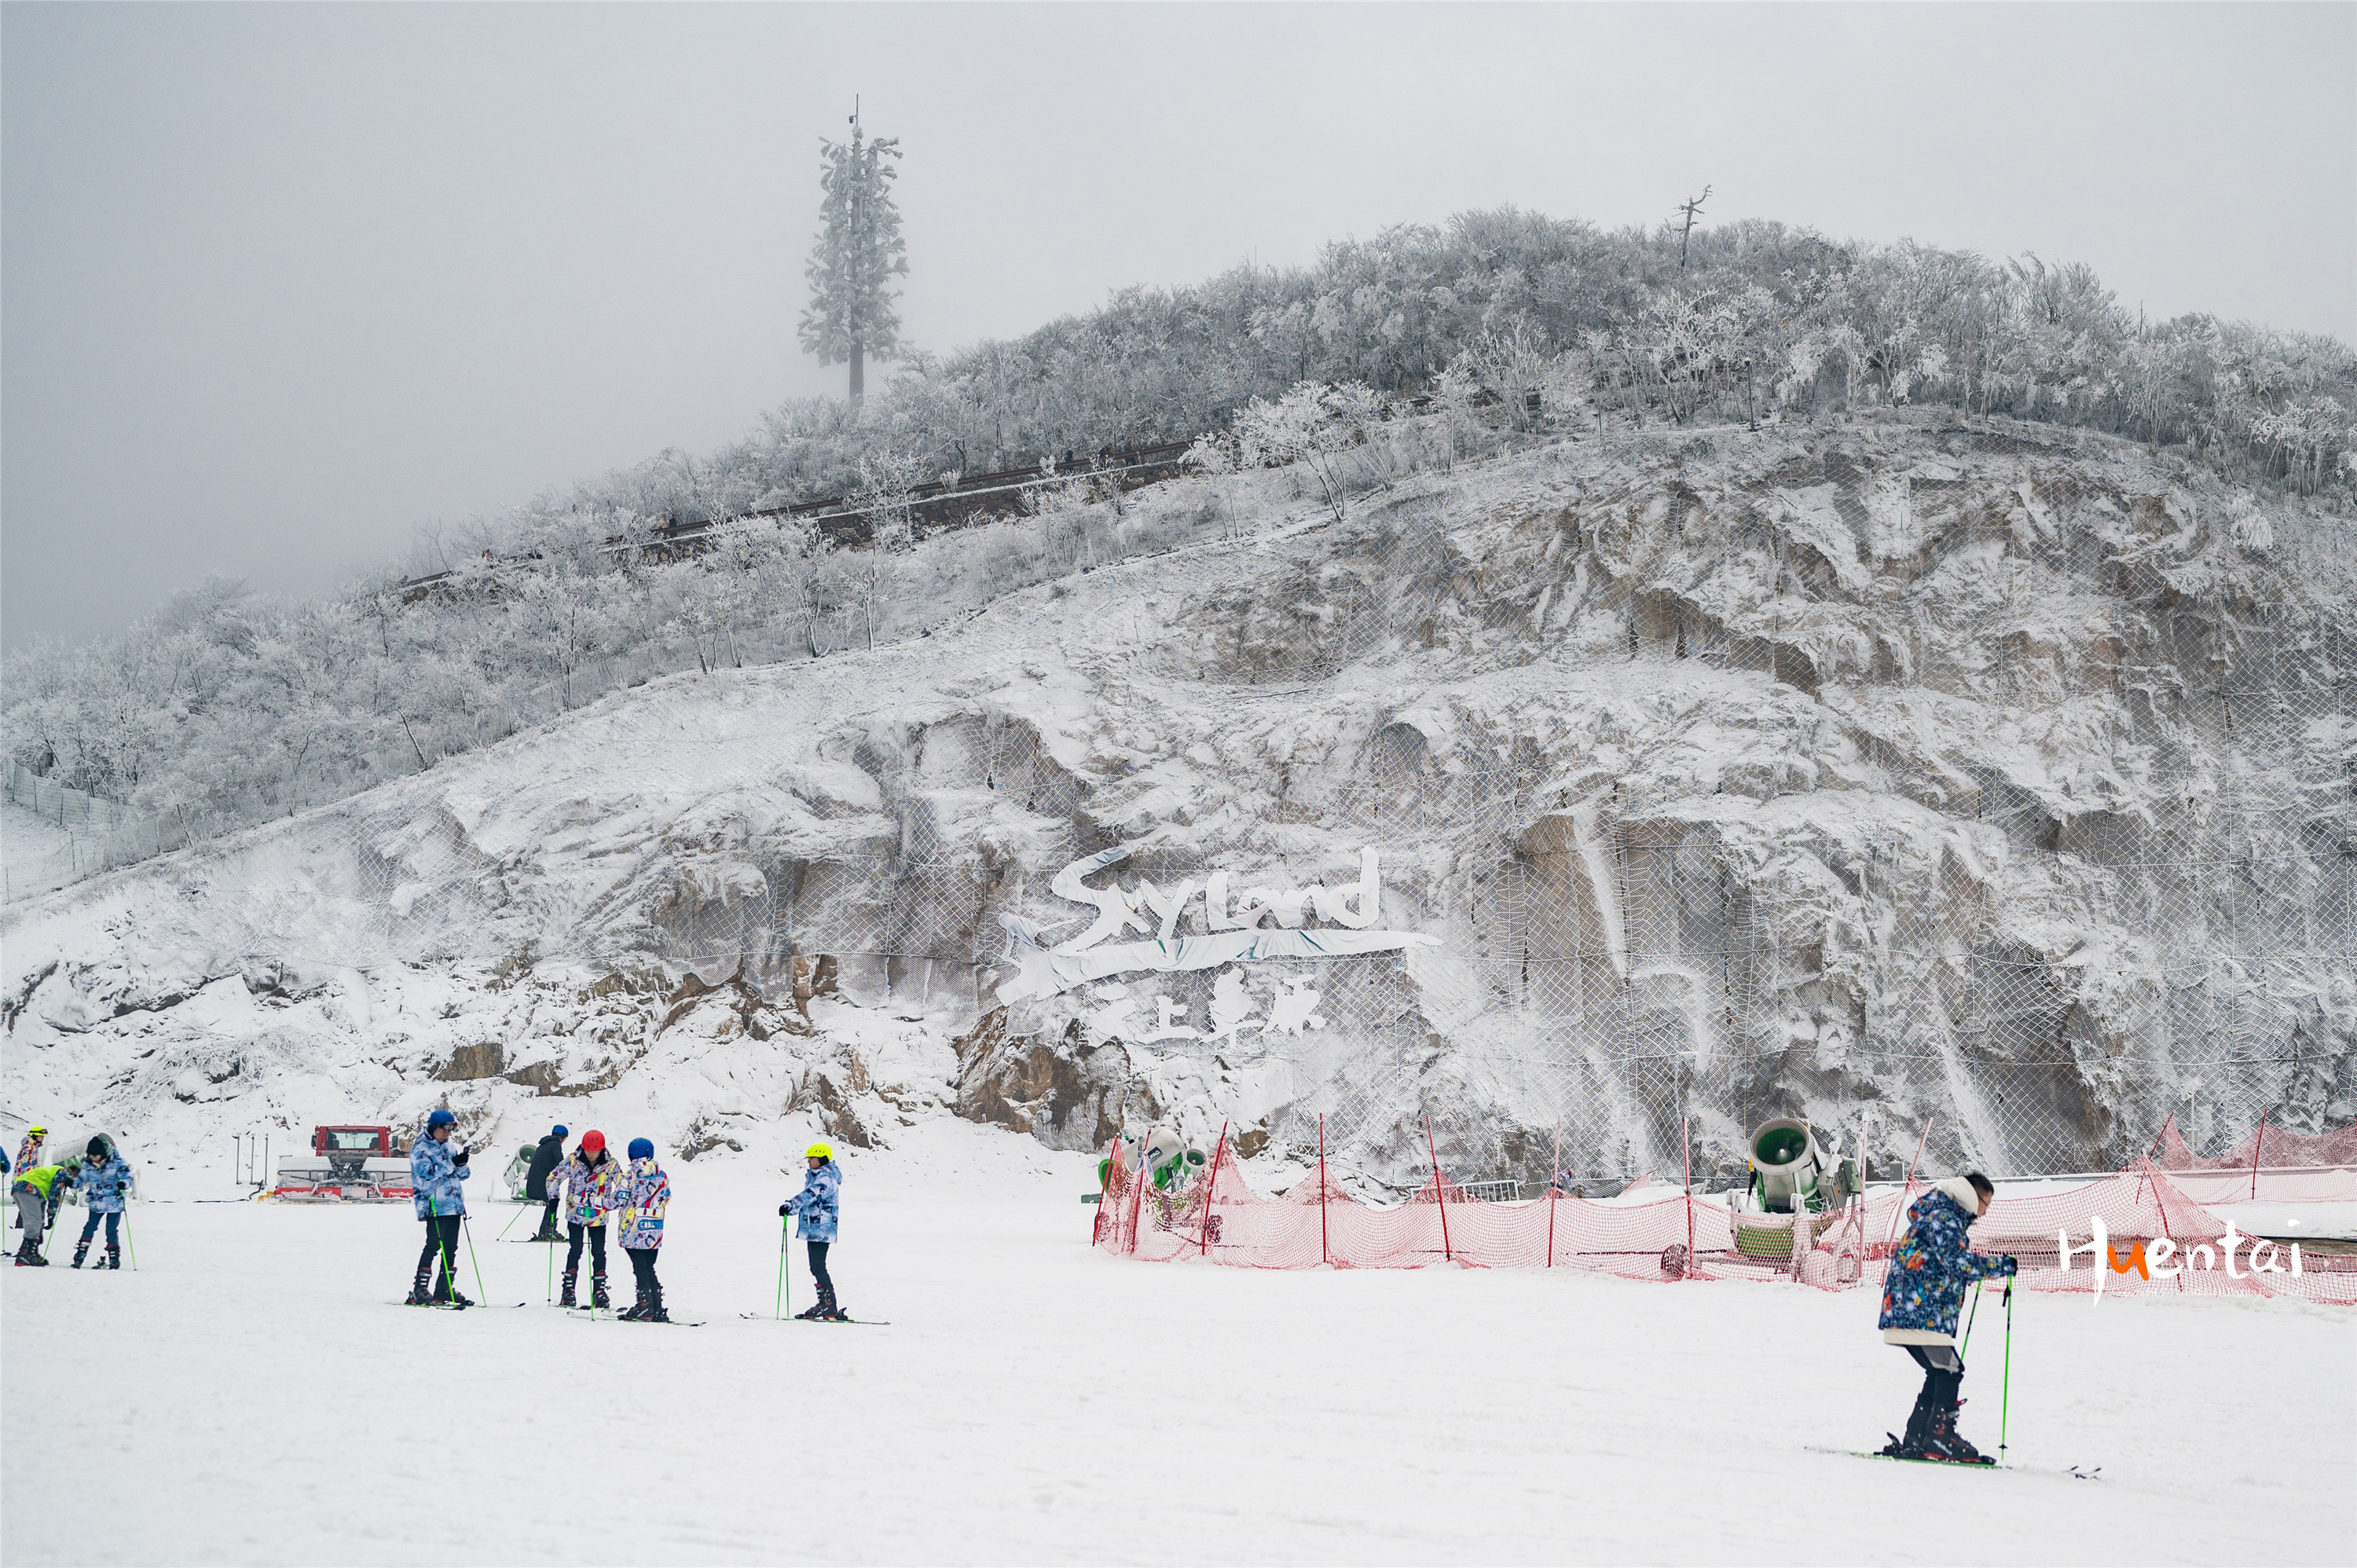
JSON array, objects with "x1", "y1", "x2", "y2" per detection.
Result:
[
  {"x1": 409, "y1": 1133, "x2": 471, "y2": 1220},
  {"x1": 75, "y1": 1153, "x2": 134, "y2": 1214},
  {"x1": 783, "y1": 1161, "x2": 840, "y2": 1243}
]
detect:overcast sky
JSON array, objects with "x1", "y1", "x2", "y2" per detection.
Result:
[{"x1": 4, "y1": 2, "x2": 2352, "y2": 649}]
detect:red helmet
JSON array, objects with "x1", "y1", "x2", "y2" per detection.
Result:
[{"x1": 580, "y1": 1130, "x2": 606, "y2": 1154}]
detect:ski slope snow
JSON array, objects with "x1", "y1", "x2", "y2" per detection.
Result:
[{"x1": 3, "y1": 1119, "x2": 2349, "y2": 1566}]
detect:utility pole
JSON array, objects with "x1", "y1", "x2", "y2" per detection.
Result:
[{"x1": 1676, "y1": 185, "x2": 1712, "y2": 269}]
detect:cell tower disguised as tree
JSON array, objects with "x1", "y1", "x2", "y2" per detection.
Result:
[{"x1": 799, "y1": 104, "x2": 907, "y2": 403}]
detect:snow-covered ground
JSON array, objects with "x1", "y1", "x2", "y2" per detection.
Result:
[{"x1": 5, "y1": 1120, "x2": 2349, "y2": 1567}]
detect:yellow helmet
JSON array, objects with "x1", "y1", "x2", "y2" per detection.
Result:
[
  {"x1": 805, "y1": 1142, "x2": 834, "y2": 1160},
  {"x1": 27, "y1": 1126, "x2": 45, "y2": 1136}
]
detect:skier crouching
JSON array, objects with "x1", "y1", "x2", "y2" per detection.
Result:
[
  {"x1": 72, "y1": 1138, "x2": 134, "y2": 1269},
  {"x1": 1877, "y1": 1172, "x2": 2017, "y2": 1463},
  {"x1": 779, "y1": 1141, "x2": 846, "y2": 1320},
  {"x1": 407, "y1": 1108, "x2": 474, "y2": 1306},
  {"x1": 11, "y1": 1157, "x2": 75, "y2": 1266},
  {"x1": 618, "y1": 1138, "x2": 670, "y2": 1321},
  {"x1": 549, "y1": 1130, "x2": 625, "y2": 1309}
]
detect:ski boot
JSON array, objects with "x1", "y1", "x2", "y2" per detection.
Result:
[
  {"x1": 71, "y1": 1239, "x2": 90, "y2": 1269},
  {"x1": 406, "y1": 1269, "x2": 437, "y2": 1306},
  {"x1": 1923, "y1": 1398, "x2": 1993, "y2": 1465},
  {"x1": 559, "y1": 1269, "x2": 578, "y2": 1308},
  {"x1": 591, "y1": 1273, "x2": 611, "y2": 1311},
  {"x1": 643, "y1": 1285, "x2": 669, "y2": 1324},
  {"x1": 16, "y1": 1238, "x2": 49, "y2": 1267},
  {"x1": 104, "y1": 1244, "x2": 121, "y2": 1271},
  {"x1": 795, "y1": 1301, "x2": 829, "y2": 1320},
  {"x1": 1878, "y1": 1384, "x2": 1939, "y2": 1460},
  {"x1": 619, "y1": 1288, "x2": 649, "y2": 1321}
]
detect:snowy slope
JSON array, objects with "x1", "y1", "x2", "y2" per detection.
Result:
[
  {"x1": 2, "y1": 1138, "x2": 2351, "y2": 1567},
  {"x1": 4, "y1": 411, "x2": 2353, "y2": 1190}
]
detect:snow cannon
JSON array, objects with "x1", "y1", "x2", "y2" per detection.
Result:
[
  {"x1": 1746, "y1": 1119, "x2": 1826, "y2": 1214},
  {"x1": 1142, "y1": 1127, "x2": 1208, "y2": 1192}
]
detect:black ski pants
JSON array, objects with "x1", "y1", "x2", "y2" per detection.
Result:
[
  {"x1": 565, "y1": 1221, "x2": 607, "y2": 1276},
  {"x1": 806, "y1": 1240, "x2": 834, "y2": 1299},
  {"x1": 541, "y1": 1198, "x2": 559, "y2": 1233},
  {"x1": 1903, "y1": 1343, "x2": 1965, "y2": 1406},
  {"x1": 415, "y1": 1214, "x2": 461, "y2": 1294},
  {"x1": 627, "y1": 1245, "x2": 660, "y2": 1295}
]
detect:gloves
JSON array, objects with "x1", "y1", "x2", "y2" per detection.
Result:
[
  {"x1": 778, "y1": 1203, "x2": 792, "y2": 1218},
  {"x1": 453, "y1": 1149, "x2": 469, "y2": 1167},
  {"x1": 1999, "y1": 1255, "x2": 2018, "y2": 1277}
]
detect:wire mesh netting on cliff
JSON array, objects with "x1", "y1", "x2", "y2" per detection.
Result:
[
  {"x1": 1089, "y1": 1118, "x2": 2357, "y2": 1306},
  {"x1": 45, "y1": 421, "x2": 2357, "y2": 1188}
]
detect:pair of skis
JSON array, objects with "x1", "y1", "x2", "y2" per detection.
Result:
[{"x1": 1807, "y1": 1445, "x2": 2100, "y2": 1481}]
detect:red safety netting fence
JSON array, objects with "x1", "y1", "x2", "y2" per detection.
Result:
[{"x1": 1091, "y1": 1123, "x2": 2357, "y2": 1306}]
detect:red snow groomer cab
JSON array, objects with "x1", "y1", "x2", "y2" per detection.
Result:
[{"x1": 270, "y1": 1126, "x2": 416, "y2": 1203}]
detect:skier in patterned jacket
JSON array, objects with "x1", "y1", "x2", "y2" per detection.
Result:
[
  {"x1": 779, "y1": 1142, "x2": 847, "y2": 1320},
  {"x1": 1876, "y1": 1173, "x2": 2017, "y2": 1463},
  {"x1": 548, "y1": 1130, "x2": 626, "y2": 1309},
  {"x1": 618, "y1": 1138, "x2": 671, "y2": 1322},
  {"x1": 10, "y1": 1127, "x2": 44, "y2": 1229},
  {"x1": 407, "y1": 1108, "x2": 474, "y2": 1305},
  {"x1": 71, "y1": 1138, "x2": 134, "y2": 1269}
]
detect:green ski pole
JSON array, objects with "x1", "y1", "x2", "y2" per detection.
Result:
[
  {"x1": 787, "y1": 1207, "x2": 806, "y2": 1320},
  {"x1": 1999, "y1": 1282, "x2": 2014, "y2": 1463},
  {"x1": 1960, "y1": 1280, "x2": 1981, "y2": 1359},
  {"x1": 431, "y1": 1198, "x2": 463, "y2": 1306},
  {"x1": 123, "y1": 1210, "x2": 137, "y2": 1270},
  {"x1": 496, "y1": 1201, "x2": 526, "y2": 1240}
]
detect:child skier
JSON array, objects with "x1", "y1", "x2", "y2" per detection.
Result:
[
  {"x1": 548, "y1": 1130, "x2": 625, "y2": 1309},
  {"x1": 1876, "y1": 1172, "x2": 2017, "y2": 1463},
  {"x1": 10, "y1": 1126, "x2": 43, "y2": 1227},
  {"x1": 618, "y1": 1138, "x2": 671, "y2": 1322},
  {"x1": 71, "y1": 1138, "x2": 134, "y2": 1269},
  {"x1": 778, "y1": 1141, "x2": 846, "y2": 1320},
  {"x1": 12, "y1": 1156, "x2": 76, "y2": 1265},
  {"x1": 406, "y1": 1108, "x2": 475, "y2": 1306}
]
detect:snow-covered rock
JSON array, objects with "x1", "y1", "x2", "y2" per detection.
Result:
[{"x1": 5, "y1": 412, "x2": 2352, "y2": 1190}]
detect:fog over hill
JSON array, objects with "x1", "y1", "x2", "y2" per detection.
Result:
[{"x1": 7, "y1": 408, "x2": 2352, "y2": 1189}]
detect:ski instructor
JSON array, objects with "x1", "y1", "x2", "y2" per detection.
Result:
[
  {"x1": 524, "y1": 1123, "x2": 568, "y2": 1242},
  {"x1": 406, "y1": 1108, "x2": 475, "y2": 1306},
  {"x1": 1876, "y1": 1171, "x2": 2016, "y2": 1463}
]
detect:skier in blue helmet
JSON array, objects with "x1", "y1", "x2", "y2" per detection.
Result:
[
  {"x1": 525, "y1": 1123, "x2": 569, "y2": 1241},
  {"x1": 405, "y1": 1108, "x2": 474, "y2": 1306}
]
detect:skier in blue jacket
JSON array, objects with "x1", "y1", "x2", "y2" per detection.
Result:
[
  {"x1": 1877, "y1": 1173, "x2": 2017, "y2": 1463},
  {"x1": 406, "y1": 1109, "x2": 474, "y2": 1306},
  {"x1": 779, "y1": 1142, "x2": 846, "y2": 1320},
  {"x1": 71, "y1": 1138, "x2": 134, "y2": 1269}
]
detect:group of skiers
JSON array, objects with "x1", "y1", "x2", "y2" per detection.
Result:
[
  {"x1": 407, "y1": 1115, "x2": 849, "y2": 1322},
  {"x1": 8, "y1": 1125, "x2": 135, "y2": 1269}
]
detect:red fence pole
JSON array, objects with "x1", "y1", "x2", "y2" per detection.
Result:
[
  {"x1": 1091, "y1": 1136, "x2": 1113, "y2": 1248},
  {"x1": 2250, "y1": 1113, "x2": 2267, "y2": 1200},
  {"x1": 1200, "y1": 1123, "x2": 1230, "y2": 1258},
  {"x1": 1546, "y1": 1116, "x2": 1560, "y2": 1268},
  {"x1": 1682, "y1": 1116, "x2": 1695, "y2": 1280},
  {"x1": 1318, "y1": 1116, "x2": 1331, "y2": 1266},
  {"x1": 1425, "y1": 1116, "x2": 1453, "y2": 1263},
  {"x1": 1125, "y1": 1133, "x2": 1149, "y2": 1255}
]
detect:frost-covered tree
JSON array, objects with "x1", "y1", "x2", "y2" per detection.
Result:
[{"x1": 798, "y1": 119, "x2": 907, "y2": 402}]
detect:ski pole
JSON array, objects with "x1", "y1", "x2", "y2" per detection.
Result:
[
  {"x1": 787, "y1": 1207, "x2": 806, "y2": 1320},
  {"x1": 496, "y1": 1200, "x2": 526, "y2": 1240},
  {"x1": 1960, "y1": 1280, "x2": 1982, "y2": 1358},
  {"x1": 1999, "y1": 1281, "x2": 2014, "y2": 1463},
  {"x1": 431, "y1": 1198, "x2": 461, "y2": 1304},
  {"x1": 122, "y1": 1210, "x2": 137, "y2": 1270},
  {"x1": 464, "y1": 1213, "x2": 488, "y2": 1302}
]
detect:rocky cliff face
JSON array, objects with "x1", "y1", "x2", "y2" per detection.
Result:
[{"x1": 7, "y1": 412, "x2": 2352, "y2": 1189}]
